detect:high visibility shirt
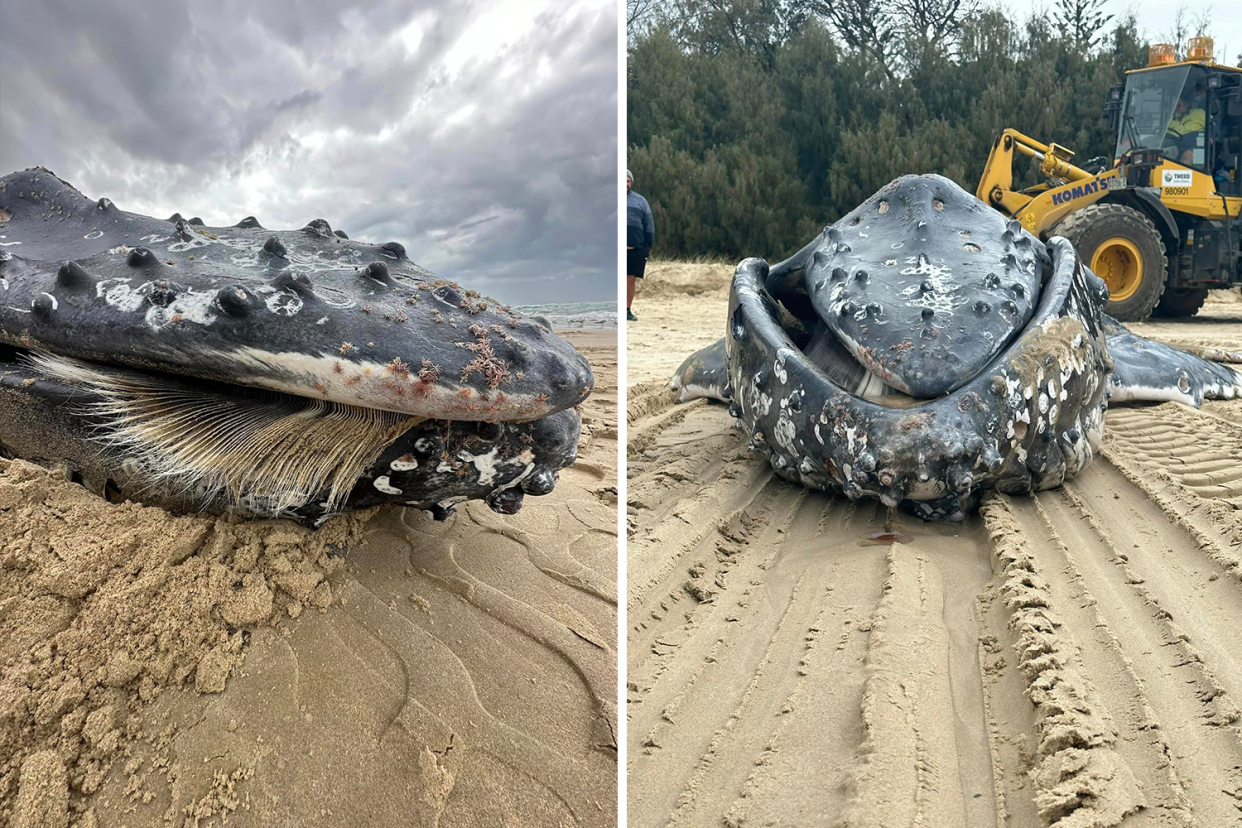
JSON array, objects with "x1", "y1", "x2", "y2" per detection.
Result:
[{"x1": 1167, "y1": 107, "x2": 1206, "y2": 150}]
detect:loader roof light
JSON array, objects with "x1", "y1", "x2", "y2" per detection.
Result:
[
  {"x1": 1187, "y1": 36, "x2": 1214, "y2": 62},
  {"x1": 1149, "y1": 44, "x2": 1176, "y2": 66}
]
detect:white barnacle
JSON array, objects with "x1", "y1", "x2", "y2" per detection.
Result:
[
  {"x1": 265, "y1": 290, "x2": 303, "y2": 316},
  {"x1": 390, "y1": 456, "x2": 418, "y2": 472},
  {"x1": 773, "y1": 416, "x2": 797, "y2": 452},
  {"x1": 774, "y1": 348, "x2": 793, "y2": 384}
]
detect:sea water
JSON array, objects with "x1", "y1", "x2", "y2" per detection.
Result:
[{"x1": 512, "y1": 301, "x2": 617, "y2": 329}]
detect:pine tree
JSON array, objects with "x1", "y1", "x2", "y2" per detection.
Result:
[
  {"x1": 1051, "y1": 0, "x2": 1113, "y2": 53},
  {"x1": 625, "y1": 4, "x2": 1223, "y2": 259}
]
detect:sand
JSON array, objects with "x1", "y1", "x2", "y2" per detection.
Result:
[
  {"x1": 1, "y1": 330, "x2": 617, "y2": 828},
  {"x1": 627, "y1": 266, "x2": 1242, "y2": 827}
]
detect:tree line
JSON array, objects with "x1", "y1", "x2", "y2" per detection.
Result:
[{"x1": 627, "y1": 0, "x2": 1224, "y2": 260}]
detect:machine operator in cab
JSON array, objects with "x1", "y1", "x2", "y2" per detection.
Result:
[{"x1": 1166, "y1": 82, "x2": 1206, "y2": 166}]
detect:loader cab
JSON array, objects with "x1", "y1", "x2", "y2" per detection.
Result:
[
  {"x1": 1106, "y1": 60, "x2": 1242, "y2": 193},
  {"x1": 1109, "y1": 65, "x2": 1208, "y2": 168}
]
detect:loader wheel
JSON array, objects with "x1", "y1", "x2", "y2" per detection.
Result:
[
  {"x1": 1053, "y1": 203, "x2": 1168, "y2": 321},
  {"x1": 1153, "y1": 287, "x2": 1208, "y2": 318}
]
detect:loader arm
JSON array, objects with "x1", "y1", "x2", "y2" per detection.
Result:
[{"x1": 977, "y1": 129, "x2": 1099, "y2": 233}]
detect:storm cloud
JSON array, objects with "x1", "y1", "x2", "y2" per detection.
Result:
[{"x1": 0, "y1": 0, "x2": 618, "y2": 304}]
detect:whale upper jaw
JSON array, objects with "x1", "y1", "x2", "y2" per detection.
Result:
[
  {"x1": 803, "y1": 175, "x2": 1046, "y2": 398},
  {"x1": 0, "y1": 167, "x2": 593, "y2": 421}
]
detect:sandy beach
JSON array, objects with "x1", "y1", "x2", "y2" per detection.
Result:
[
  {"x1": 1, "y1": 330, "x2": 617, "y2": 828},
  {"x1": 627, "y1": 263, "x2": 1242, "y2": 827}
]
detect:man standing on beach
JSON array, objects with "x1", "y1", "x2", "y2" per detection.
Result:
[{"x1": 626, "y1": 169, "x2": 654, "y2": 322}]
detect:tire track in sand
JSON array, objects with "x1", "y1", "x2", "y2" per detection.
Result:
[
  {"x1": 1102, "y1": 405, "x2": 1242, "y2": 580},
  {"x1": 1106, "y1": 404, "x2": 1242, "y2": 509},
  {"x1": 629, "y1": 270, "x2": 1242, "y2": 828},
  {"x1": 628, "y1": 394, "x2": 996, "y2": 828}
]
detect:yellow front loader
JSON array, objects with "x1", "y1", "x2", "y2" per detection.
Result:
[{"x1": 977, "y1": 39, "x2": 1242, "y2": 320}]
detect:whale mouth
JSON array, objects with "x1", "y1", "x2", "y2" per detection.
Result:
[
  {"x1": 680, "y1": 236, "x2": 1113, "y2": 520},
  {"x1": 0, "y1": 342, "x2": 578, "y2": 525}
]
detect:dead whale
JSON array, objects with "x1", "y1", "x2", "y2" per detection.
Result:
[
  {"x1": 0, "y1": 168, "x2": 593, "y2": 526},
  {"x1": 671, "y1": 175, "x2": 1241, "y2": 520}
]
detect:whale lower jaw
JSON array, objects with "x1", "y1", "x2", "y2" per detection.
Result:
[{"x1": 0, "y1": 344, "x2": 580, "y2": 527}]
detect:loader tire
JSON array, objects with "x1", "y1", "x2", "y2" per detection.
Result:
[
  {"x1": 1053, "y1": 203, "x2": 1168, "y2": 321},
  {"x1": 1153, "y1": 287, "x2": 1208, "y2": 318}
]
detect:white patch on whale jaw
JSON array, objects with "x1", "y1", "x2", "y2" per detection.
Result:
[
  {"x1": 146, "y1": 289, "x2": 219, "y2": 331},
  {"x1": 373, "y1": 475, "x2": 402, "y2": 495},
  {"x1": 257, "y1": 286, "x2": 304, "y2": 317},
  {"x1": 167, "y1": 235, "x2": 210, "y2": 253},
  {"x1": 458, "y1": 446, "x2": 501, "y2": 486}
]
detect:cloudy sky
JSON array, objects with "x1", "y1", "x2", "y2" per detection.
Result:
[
  {"x1": 1002, "y1": 1, "x2": 1242, "y2": 62},
  {"x1": 0, "y1": 0, "x2": 618, "y2": 306}
]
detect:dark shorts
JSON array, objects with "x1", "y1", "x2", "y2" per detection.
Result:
[{"x1": 627, "y1": 248, "x2": 647, "y2": 278}]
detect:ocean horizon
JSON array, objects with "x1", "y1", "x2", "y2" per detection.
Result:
[{"x1": 512, "y1": 300, "x2": 617, "y2": 329}]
